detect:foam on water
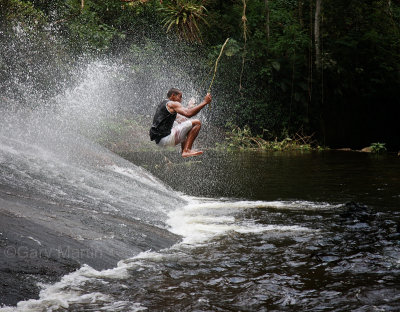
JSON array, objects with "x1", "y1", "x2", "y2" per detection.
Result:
[
  {"x1": 166, "y1": 197, "x2": 328, "y2": 245},
  {"x1": 107, "y1": 164, "x2": 168, "y2": 195},
  {"x1": 0, "y1": 264, "x2": 143, "y2": 312},
  {"x1": 0, "y1": 196, "x2": 337, "y2": 311},
  {"x1": 176, "y1": 197, "x2": 340, "y2": 211}
]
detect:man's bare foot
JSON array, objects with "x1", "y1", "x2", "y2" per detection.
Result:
[{"x1": 182, "y1": 150, "x2": 203, "y2": 158}]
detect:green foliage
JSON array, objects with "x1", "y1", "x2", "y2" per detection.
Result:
[
  {"x1": 223, "y1": 123, "x2": 261, "y2": 149},
  {"x1": 46, "y1": 0, "x2": 158, "y2": 54},
  {"x1": 0, "y1": 0, "x2": 46, "y2": 27},
  {"x1": 370, "y1": 142, "x2": 387, "y2": 154},
  {"x1": 0, "y1": 0, "x2": 75, "y2": 103},
  {"x1": 221, "y1": 123, "x2": 317, "y2": 151},
  {"x1": 1, "y1": 0, "x2": 399, "y2": 150},
  {"x1": 61, "y1": 0, "x2": 119, "y2": 52},
  {"x1": 203, "y1": 0, "x2": 399, "y2": 150},
  {"x1": 158, "y1": 0, "x2": 208, "y2": 43},
  {"x1": 95, "y1": 117, "x2": 154, "y2": 153}
]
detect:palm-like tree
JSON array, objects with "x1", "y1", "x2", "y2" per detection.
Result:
[{"x1": 158, "y1": 0, "x2": 208, "y2": 43}]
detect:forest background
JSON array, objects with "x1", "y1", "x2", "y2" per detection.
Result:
[{"x1": 1, "y1": 0, "x2": 399, "y2": 151}]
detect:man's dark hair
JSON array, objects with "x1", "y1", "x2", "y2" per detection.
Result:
[{"x1": 167, "y1": 88, "x2": 181, "y2": 98}]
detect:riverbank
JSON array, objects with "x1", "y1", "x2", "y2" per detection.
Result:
[{"x1": 96, "y1": 118, "x2": 398, "y2": 156}]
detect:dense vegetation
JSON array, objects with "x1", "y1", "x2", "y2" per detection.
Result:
[{"x1": 1, "y1": 0, "x2": 399, "y2": 150}]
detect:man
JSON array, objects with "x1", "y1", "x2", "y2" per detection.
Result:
[{"x1": 149, "y1": 88, "x2": 212, "y2": 157}]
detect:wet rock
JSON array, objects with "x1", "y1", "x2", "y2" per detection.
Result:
[
  {"x1": 0, "y1": 212, "x2": 81, "y2": 305},
  {"x1": 336, "y1": 148, "x2": 353, "y2": 151},
  {"x1": 0, "y1": 194, "x2": 180, "y2": 306},
  {"x1": 360, "y1": 147, "x2": 372, "y2": 153}
]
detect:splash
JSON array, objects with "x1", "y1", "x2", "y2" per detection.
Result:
[
  {"x1": 166, "y1": 197, "x2": 331, "y2": 245},
  {"x1": 0, "y1": 24, "x2": 208, "y2": 307}
]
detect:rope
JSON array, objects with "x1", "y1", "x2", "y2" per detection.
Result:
[{"x1": 207, "y1": 37, "x2": 230, "y2": 96}]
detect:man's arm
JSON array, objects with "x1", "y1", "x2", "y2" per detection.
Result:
[{"x1": 169, "y1": 94, "x2": 212, "y2": 118}]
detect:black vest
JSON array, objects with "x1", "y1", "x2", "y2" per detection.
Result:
[{"x1": 149, "y1": 99, "x2": 177, "y2": 143}]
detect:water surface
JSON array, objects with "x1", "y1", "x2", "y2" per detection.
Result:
[
  {"x1": 5, "y1": 150, "x2": 399, "y2": 311},
  {"x1": 129, "y1": 150, "x2": 400, "y2": 210}
]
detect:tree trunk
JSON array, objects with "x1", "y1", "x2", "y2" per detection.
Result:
[
  {"x1": 314, "y1": 0, "x2": 322, "y2": 70},
  {"x1": 240, "y1": 0, "x2": 247, "y2": 93},
  {"x1": 298, "y1": 0, "x2": 304, "y2": 27},
  {"x1": 388, "y1": 0, "x2": 392, "y2": 17},
  {"x1": 308, "y1": 0, "x2": 313, "y2": 103},
  {"x1": 265, "y1": 0, "x2": 270, "y2": 42},
  {"x1": 81, "y1": 0, "x2": 84, "y2": 10}
]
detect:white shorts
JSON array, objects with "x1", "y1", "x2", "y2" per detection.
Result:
[{"x1": 157, "y1": 120, "x2": 193, "y2": 147}]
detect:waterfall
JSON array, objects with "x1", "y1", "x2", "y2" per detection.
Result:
[{"x1": 0, "y1": 50, "x2": 195, "y2": 305}]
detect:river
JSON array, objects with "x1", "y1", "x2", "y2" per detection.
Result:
[
  {"x1": 2, "y1": 148, "x2": 399, "y2": 311},
  {"x1": 126, "y1": 149, "x2": 400, "y2": 210}
]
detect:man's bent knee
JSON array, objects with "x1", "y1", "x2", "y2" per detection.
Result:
[{"x1": 191, "y1": 119, "x2": 201, "y2": 127}]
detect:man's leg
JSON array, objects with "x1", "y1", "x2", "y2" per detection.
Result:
[{"x1": 181, "y1": 120, "x2": 203, "y2": 157}]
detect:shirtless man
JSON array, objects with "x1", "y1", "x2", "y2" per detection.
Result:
[{"x1": 149, "y1": 88, "x2": 212, "y2": 157}]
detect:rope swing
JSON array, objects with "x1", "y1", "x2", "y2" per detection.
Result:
[{"x1": 208, "y1": 38, "x2": 230, "y2": 95}]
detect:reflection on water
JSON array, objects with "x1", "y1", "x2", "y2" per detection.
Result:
[{"x1": 129, "y1": 150, "x2": 400, "y2": 210}]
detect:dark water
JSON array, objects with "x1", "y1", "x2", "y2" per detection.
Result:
[
  {"x1": 129, "y1": 150, "x2": 400, "y2": 210},
  {"x1": 5, "y1": 150, "x2": 400, "y2": 311}
]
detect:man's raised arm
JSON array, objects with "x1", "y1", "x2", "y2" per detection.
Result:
[{"x1": 170, "y1": 94, "x2": 212, "y2": 118}]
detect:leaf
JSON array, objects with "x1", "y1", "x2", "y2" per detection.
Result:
[{"x1": 271, "y1": 61, "x2": 280, "y2": 71}]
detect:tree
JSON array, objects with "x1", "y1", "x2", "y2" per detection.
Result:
[
  {"x1": 314, "y1": 0, "x2": 322, "y2": 70},
  {"x1": 158, "y1": 0, "x2": 209, "y2": 43}
]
